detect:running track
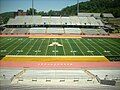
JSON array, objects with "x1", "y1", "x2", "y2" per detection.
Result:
[{"x1": 0, "y1": 61, "x2": 120, "y2": 69}]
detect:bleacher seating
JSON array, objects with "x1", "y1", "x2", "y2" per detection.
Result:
[
  {"x1": 14, "y1": 16, "x2": 25, "y2": 25},
  {"x1": 20, "y1": 70, "x2": 91, "y2": 79},
  {"x1": 69, "y1": 16, "x2": 80, "y2": 25},
  {"x1": 0, "y1": 69, "x2": 21, "y2": 79},
  {"x1": 97, "y1": 29, "x2": 108, "y2": 35},
  {"x1": 2, "y1": 28, "x2": 13, "y2": 34},
  {"x1": 47, "y1": 28, "x2": 64, "y2": 34},
  {"x1": 96, "y1": 20, "x2": 104, "y2": 26},
  {"x1": 3, "y1": 16, "x2": 108, "y2": 35},
  {"x1": 12, "y1": 28, "x2": 30, "y2": 34},
  {"x1": 6, "y1": 16, "x2": 104, "y2": 27},
  {"x1": 50, "y1": 17, "x2": 61, "y2": 25},
  {"x1": 33, "y1": 16, "x2": 42, "y2": 25},
  {"x1": 29, "y1": 28, "x2": 46, "y2": 34},
  {"x1": 65, "y1": 28, "x2": 81, "y2": 34},
  {"x1": 87, "y1": 17, "x2": 99, "y2": 26},
  {"x1": 81, "y1": 28, "x2": 100, "y2": 35},
  {"x1": 90, "y1": 70, "x2": 120, "y2": 80},
  {"x1": 79, "y1": 17, "x2": 90, "y2": 25},
  {"x1": 61, "y1": 17, "x2": 71, "y2": 25},
  {"x1": 41, "y1": 17, "x2": 50, "y2": 25},
  {"x1": 2, "y1": 28, "x2": 108, "y2": 35}
]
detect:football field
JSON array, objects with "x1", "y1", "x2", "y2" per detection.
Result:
[{"x1": 0, "y1": 37, "x2": 120, "y2": 58}]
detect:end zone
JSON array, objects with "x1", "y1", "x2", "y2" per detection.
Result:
[{"x1": 1, "y1": 55, "x2": 109, "y2": 62}]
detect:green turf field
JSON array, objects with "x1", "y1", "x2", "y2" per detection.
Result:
[{"x1": 0, "y1": 37, "x2": 120, "y2": 58}]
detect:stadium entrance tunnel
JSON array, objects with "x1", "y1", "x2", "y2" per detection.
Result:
[{"x1": 100, "y1": 80, "x2": 116, "y2": 86}]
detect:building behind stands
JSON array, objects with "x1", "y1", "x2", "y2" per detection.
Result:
[
  {"x1": 14, "y1": 10, "x2": 27, "y2": 17},
  {"x1": 78, "y1": 13, "x2": 114, "y2": 19}
]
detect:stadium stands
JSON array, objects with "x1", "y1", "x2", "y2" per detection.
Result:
[
  {"x1": 97, "y1": 29, "x2": 108, "y2": 35},
  {"x1": 87, "y1": 17, "x2": 100, "y2": 26},
  {"x1": 2, "y1": 28, "x2": 14, "y2": 34},
  {"x1": 6, "y1": 19, "x2": 16, "y2": 25},
  {"x1": 89, "y1": 70, "x2": 120, "y2": 80},
  {"x1": 96, "y1": 20, "x2": 104, "y2": 26},
  {"x1": 2, "y1": 15, "x2": 108, "y2": 35},
  {"x1": 79, "y1": 17, "x2": 91, "y2": 26},
  {"x1": 64, "y1": 28, "x2": 81, "y2": 34},
  {"x1": 29, "y1": 28, "x2": 46, "y2": 34},
  {"x1": 47, "y1": 28, "x2": 64, "y2": 34},
  {"x1": 50, "y1": 17, "x2": 61, "y2": 25},
  {"x1": 61, "y1": 17, "x2": 71, "y2": 25},
  {"x1": 2, "y1": 28, "x2": 30, "y2": 34},
  {"x1": 69, "y1": 16, "x2": 80, "y2": 25},
  {"x1": 33, "y1": 16, "x2": 42, "y2": 25},
  {"x1": 41, "y1": 16, "x2": 50, "y2": 25},
  {"x1": 6, "y1": 16, "x2": 104, "y2": 27},
  {"x1": 12, "y1": 28, "x2": 30, "y2": 34},
  {"x1": 19, "y1": 70, "x2": 91, "y2": 79},
  {"x1": 2, "y1": 28, "x2": 108, "y2": 35},
  {"x1": 0, "y1": 69, "x2": 21, "y2": 79},
  {"x1": 81, "y1": 28, "x2": 100, "y2": 35},
  {"x1": 14, "y1": 16, "x2": 25, "y2": 25},
  {"x1": 78, "y1": 13, "x2": 114, "y2": 18}
]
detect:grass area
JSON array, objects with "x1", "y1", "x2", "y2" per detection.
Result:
[{"x1": 0, "y1": 37, "x2": 120, "y2": 61}]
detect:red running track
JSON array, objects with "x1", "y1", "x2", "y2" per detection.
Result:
[
  {"x1": 0, "y1": 61, "x2": 120, "y2": 69},
  {"x1": 0, "y1": 34, "x2": 120, "y2": 38}
]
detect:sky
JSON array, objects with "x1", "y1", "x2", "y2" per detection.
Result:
[{"x1": 0, "y1": 0, "x2": 88, "y2": 14}]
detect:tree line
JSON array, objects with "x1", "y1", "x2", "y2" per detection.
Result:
[
  {"x1": 61, "y1": 0, "x2": 120, "y2": 17},
  {"x1": 26, "y1": 0, "x2": 120, "y2": 17},
  {"x1": 0, "y1": 0, "x2": 120, "y2": 25}
]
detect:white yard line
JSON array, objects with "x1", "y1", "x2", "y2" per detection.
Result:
[
  {"x1": 26, "y1": 39, "x2": 38, "y2": 55},
  {"x1": 60, "y1": 39, "x2": 66, "y2": 55},
  {"x1": 0, "y1": 38, "x2": 17, "y2": 48},
  {"x1": 0, "y1": 37, "x2": 10, "y2": 44},
  {"x1": 6, "y1": 55, "x2": 106, "y2": 57},
  {"x1": 90, "y1": 40, "x2": 105, "y2": 55},
  {"x1": 102, "y1": 40, "x2": 120, "y2": 55},
  {"x1": 45, "y1": 38, "x2": 50, "y2": 55},
  {"x1": 84, "y1": 39, "x2": 102, "y2": 55},
  {"x1": 78, "y1": 39, "x2": 94, "y2": 55},
  {"x1": 109, "y1": 39, "x2": 120, "y2": 45},
  {"x1": 66, "y1": 39, "x2": 75, "y2": 55},
  {"x1": 2, "y1": 39, "x2": 20, "y2": 52},
  {"x1": 93, "y1": 40, "x2": 113, "y2": 56},
  {"x1": 104, "y1": 39, "x2": 120, "y2": 50},
  {"x1": 7, "y1": 38, "x2": 27, "y2": 55},
  {"x1": 72, "y1": 39, "x2": 85, "y2": 55},
  {"x1": 16, "y1": 39, "x2": 32, "y2": 55},
  {"x1": 35, "y1": 39, "x2": 44, "y2": 55},
  {"x1": 54, "y1": 39, "x2": 57, "y2": 56}
]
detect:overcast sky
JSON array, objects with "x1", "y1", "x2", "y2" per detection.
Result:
[{"x1": 0, "y1": 0, "x2": 89, "y2": 13}]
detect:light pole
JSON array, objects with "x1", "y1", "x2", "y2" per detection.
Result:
[
  {"x1": 77, "y1": 0, "x2": 79, "y2": 15},
  {"x1": 32, "y1": 0, "x2": 34, "y2": 16}
]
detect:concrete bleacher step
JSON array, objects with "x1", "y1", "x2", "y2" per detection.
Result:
[{"x1": 0, "y1": 79, "x2": 11, "y2": 86}]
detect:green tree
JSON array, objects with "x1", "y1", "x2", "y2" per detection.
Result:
[{"x1": 26, "y1": 8, "x2": 37, "y2": 15}]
